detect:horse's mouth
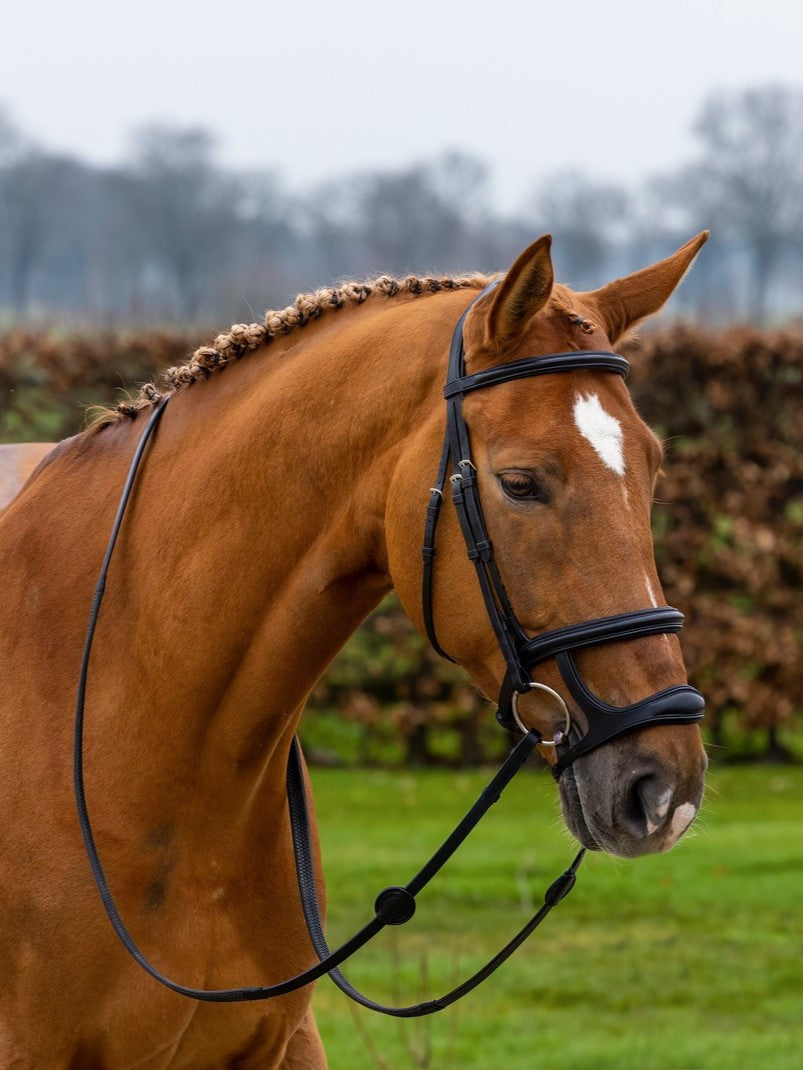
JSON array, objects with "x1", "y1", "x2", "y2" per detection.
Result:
[
  {"x1": 558, "y1": 766, "x2": 661, "y2": 858},
  {"x1": 556, "y1": 747, "x2": 704, "y2": 859},
  {"x1": 557, "y1": 764, "x2": 603, "y2": 852}
]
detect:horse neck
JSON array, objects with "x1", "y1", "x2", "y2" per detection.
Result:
[{"x1": 76, "y1": 292, "x2": 463, "y2": 817}]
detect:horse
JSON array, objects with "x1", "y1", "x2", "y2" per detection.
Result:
[
  {"x1": 0, "y1": 442, "x2": 54, "y2": 510},
  {"x1": 0, "y1": 232, "x2": 709, "y2": 1068}
]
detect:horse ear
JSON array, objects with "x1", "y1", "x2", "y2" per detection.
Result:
[
  {"x1": 584, "y1": 231, "x2": 709, "y2": 343},
  {"x1": 483, "y1": 235, "x2": 554, "y2": 350}
]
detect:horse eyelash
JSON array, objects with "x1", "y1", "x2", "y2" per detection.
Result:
[{"x1": 567, "y1": 313, "x2": 595, "y2": 335}]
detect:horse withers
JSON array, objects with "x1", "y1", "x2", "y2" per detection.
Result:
[{"x1": 0, "y1": 233, "x2": 708, "y2": 1068}]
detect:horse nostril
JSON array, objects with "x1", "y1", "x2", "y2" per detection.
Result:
[{"x1": 622, "y1": 773, "x2": 670, "y2": 837}]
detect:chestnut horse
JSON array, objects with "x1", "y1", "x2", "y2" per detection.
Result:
[
  {"x1": 0, "y1": 443, "x2": 54, "y2": 510},
  {"x1": 0, "y1": 233, "x2": 708, "y2": 1068}
]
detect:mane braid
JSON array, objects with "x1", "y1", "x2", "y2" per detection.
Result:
[{"x1": 96, "y1": 272, "x2": 492, "y2": 427}]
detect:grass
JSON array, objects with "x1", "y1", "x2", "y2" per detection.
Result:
[{"x1": 307, "y1": 762, "x2": 803, "y2": 1070}]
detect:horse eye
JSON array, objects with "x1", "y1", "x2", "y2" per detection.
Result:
[{"x1": 499, "y1": 471, "x2": 549, "y2": 503}]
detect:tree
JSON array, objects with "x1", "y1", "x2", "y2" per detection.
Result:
[
  {"x1": 225, "y1": 168, "x2": 303, "y2": 315},
  {"x1": 530, "y1": 171, "x2": 630, "y2": 288},
  {"x1": 0, "y1": 147, "x2": 79, "y2": 314},
  {"x1": 687, "y1": 85, "x2": 803, "y2": 323},
  {"x1": 0, "y1": 109, "x2": 48, "y2": 313},
  {"x1": 625, "y1": 175, "x2": 734, "y2": 322},
  {"x1": 122, "y1": 125, "x2": 240, "y2": 320},
  {"x1": 0, "y1": 106, "x2": 22, "y2": 167},
  {"x1": 306, "y1": 151, "x2": 492, "y2": 280}
]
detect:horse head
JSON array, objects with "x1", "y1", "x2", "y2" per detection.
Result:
[{"x1": 387, "y1": 233, "x2": 709, "y2": 859}]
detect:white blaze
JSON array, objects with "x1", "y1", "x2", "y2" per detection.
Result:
[{"x1": 573, "y1": 393, "x2": 626, "y2": 476}]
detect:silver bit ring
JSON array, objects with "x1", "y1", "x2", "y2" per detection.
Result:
[{"x1": 511, "y1": 682, "x2": 571, "y2": 746}]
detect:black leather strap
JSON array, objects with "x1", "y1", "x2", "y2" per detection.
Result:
[
  {"x1": 494, "y1": 608, "x2": 704, "y2": 769},
  {"x1": 74, "y1": 429, "x2": 584, "y2": 1010},
  {"x1": 519, "y1": 607, "x2": 685, "y2": 668},
  {"x1": 288, "y1": 734, "x2": 584, "y2": 1017},
  {"x1": 549, "y1": 655, "x2": 705, "y2": 777},
  {"x1": 444, "y1": 351, "x2": 629, "y2": 398},
  {"x1": 421, "y1": 437, "x2": 456, "y2": 662}
]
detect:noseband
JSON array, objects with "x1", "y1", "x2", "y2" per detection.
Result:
[
  {"x1": 422, "y1": 281, "x2": 704, "y2": 776},
  {"x1": 73, "y1": 282, "x2": 703, "y2": 1016}
]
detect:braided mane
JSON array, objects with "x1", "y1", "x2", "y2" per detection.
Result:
[{"x1": 94, "y1": 272, "x2": 492, "y2": 428}]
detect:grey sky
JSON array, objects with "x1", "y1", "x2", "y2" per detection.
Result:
[{"x1": 2, "y1": 0, "x2": 801, "y2": 211}]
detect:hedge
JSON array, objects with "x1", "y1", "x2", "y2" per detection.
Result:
[{"x1": 1, "y1": 325, "x2": 800, "y2": 762}]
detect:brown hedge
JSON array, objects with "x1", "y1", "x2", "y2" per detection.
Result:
[
  {"x1": 1, "y1": 325, "x2": 800, "y2": 757},
  {"x1": 626, "y1": 326, "x2": 802, "y2": 743},
  {"x1": 0, "y1": 329, "x2": 196, "y2": 440}
]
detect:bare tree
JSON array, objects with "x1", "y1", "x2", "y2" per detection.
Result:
[
  {"x1": 0, "y1": 148, "x2": 75, "y2": 314},
  {"x1": 353, "y1": 165, "x2": 463, "y2": 273},
  {"x1": 307, "y1": 152, "x2": 491, "y2": 279},
  {"x1": 0, "y1": 107, "x2": 22, "y2": 167},
  {"x1": 0, "y1": 109, "x2": 45, "y2": 313},
  {"x1": 626, "y1": 175, "x2": 732, "y2": 322},
  {"x1": 428, "y1": 150, "x2": 491, "y2": 227},
  {"x1": 122, "y1": 125, "x2": 240, "y2": 320},
  {"x1": 531, "y1": 171, "x2": 630, "y2": 288},
  {"x1": 225, "y1": 168, "x2": 304, "y2": 315},
  {"x1": 687, "y1": 85, "x2": 803, "y2": 323}
]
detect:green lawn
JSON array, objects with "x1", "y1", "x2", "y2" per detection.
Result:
[{"x1": 307, "y1": 762, "x2": 803, "y2": 1070}]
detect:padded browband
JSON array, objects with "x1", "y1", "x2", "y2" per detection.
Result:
[{"x1": 444, "y1": 351, "x2": 630, "y2": 398}]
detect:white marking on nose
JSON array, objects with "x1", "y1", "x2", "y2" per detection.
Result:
[
  {"x1": 573, "y1": 393, "x2": 625, "y2": 476},
  {"x1": 646, "y1": 790, "x2": 672, "y2": 835},
  {"x1": 664, "y1": 802, "x2": 697, "y2": 848}
]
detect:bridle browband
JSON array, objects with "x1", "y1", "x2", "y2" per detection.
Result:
[
  {"x1": 73, "y1": 282, "x2": 703, "y2": 1016},
  {"x1": 422, "y1": 280, "x2": 704, "y2": 777}
]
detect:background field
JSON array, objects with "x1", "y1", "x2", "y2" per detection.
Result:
[{"x1": 308, "y1": 762, "x2": 802, "y2": 1070}]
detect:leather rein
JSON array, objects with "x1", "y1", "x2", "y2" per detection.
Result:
[{"x1": 73, "y1": 283, "x2": 703, "y2": 1014}]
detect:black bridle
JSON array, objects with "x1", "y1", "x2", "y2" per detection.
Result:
[
  {"x1": 73, "y1": 283, "x2": 703, "y2": 1015},
  {"x1": 422, "y1": 280, "x2": 704, "y2": 777}
]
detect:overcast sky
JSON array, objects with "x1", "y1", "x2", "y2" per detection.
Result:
[{"x1": 2, "y1": 0, "x2": 801, "y2": 211}]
